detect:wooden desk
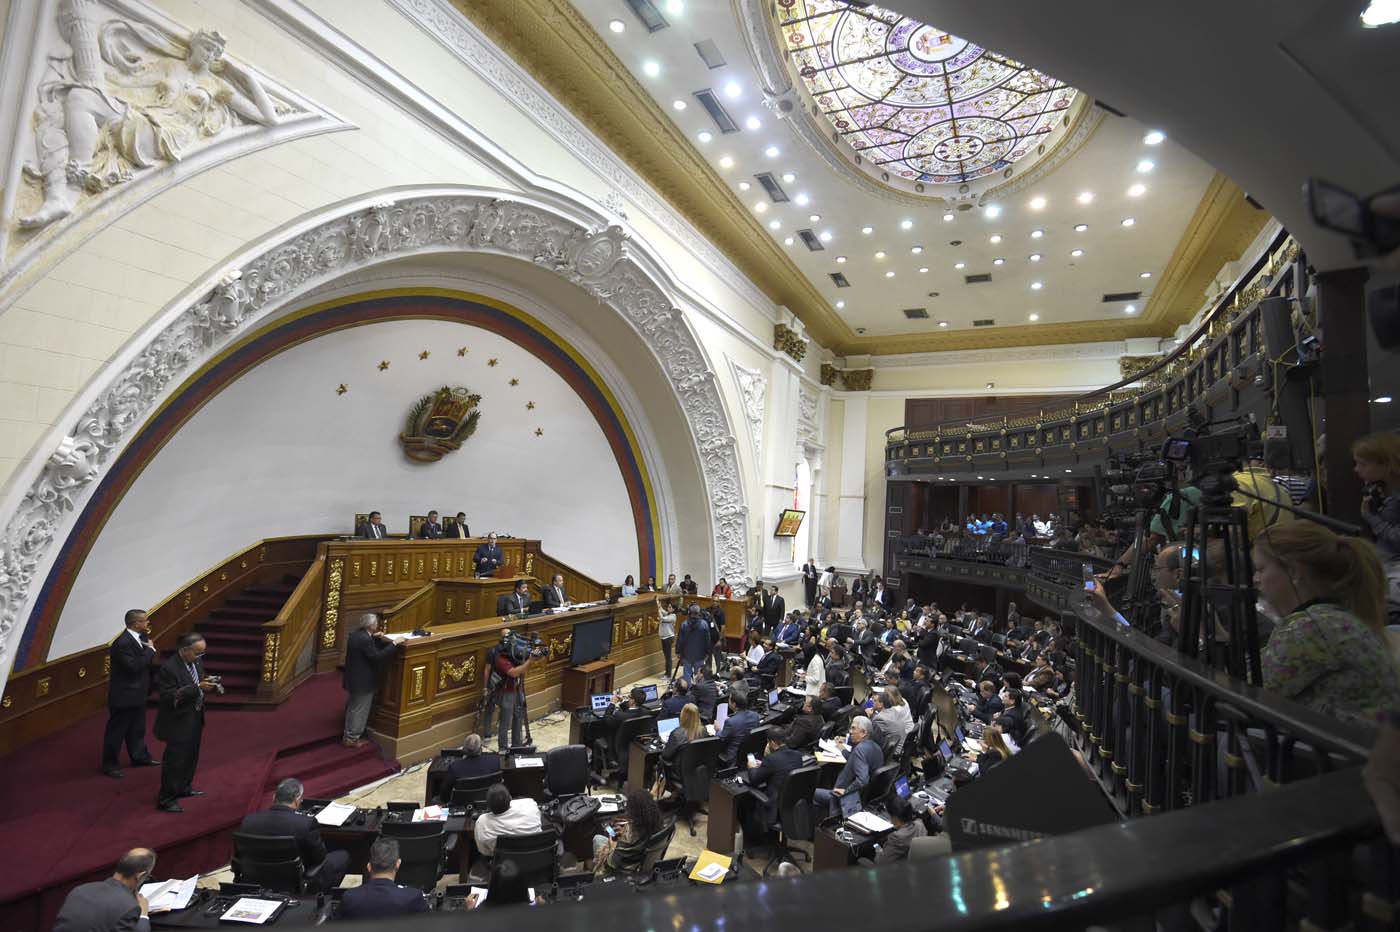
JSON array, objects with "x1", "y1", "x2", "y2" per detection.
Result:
[
  {"x1": 813, "y1": 820, "x2": 892, "y2": 872},
  {"x1": 424, "y1": 754, "x2": 547, "y2": 805},
  {"x1": 626, "y1": 738, "x2": 660, "y2": 793},
  {"x1": 562, "y1": 661, "x2": 615, "y2": 711},
  {"x1": 705, "y1": 779, "x2": 749, "y2": 855}
]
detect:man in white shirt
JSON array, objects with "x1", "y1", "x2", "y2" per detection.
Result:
[{"x1": 473, "y1": 784, "x2": 542, "y2": 857}]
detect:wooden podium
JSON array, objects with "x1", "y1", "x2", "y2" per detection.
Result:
[{"x1": 561, "y1": 660, "x2": 615, "y2": 711}]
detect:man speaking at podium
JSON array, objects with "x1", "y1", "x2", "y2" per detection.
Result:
[
  {"x1": 474, "y1": 533, "x2": 504, "y2": 577},
  {"x1": 542, "y1": 573, "x2": 569, "y2": 610}
]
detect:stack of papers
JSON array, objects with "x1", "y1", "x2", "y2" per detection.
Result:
[
  {"x1": 597, "y1": 797, "x2": 622, "y2": 814},
  {"x1": 412, "y1": 805, "x2": 447, "y2": 822},
  {"x1": 512, "y1": 756, "x2": 544, "y2": 768},
  {"x1": 688, "y1": 850, "x2": 732, "y2": 884},
  {"x1": 139, "y1": 877, "x2": 197, "y2": 913},
  {"x1": 383, "y1": 632, "x2": 422, "y2": 643},
  {"x1": 847, "y1": 811, "x2": 894, "y2": 834},
  {"x1": 221, "y1": 898, "x2": 283, "y2": 924},
  {"x1": 314, "y1": 802, "x2": 356, "y2": 826}
]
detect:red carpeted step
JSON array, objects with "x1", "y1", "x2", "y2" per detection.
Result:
[
  {"x1": 199, "y1": 630, "x2": 264, "y2": 644},
  {"x1": 260, "y1": 738, "x2": 399, "y2": 807},
  {"x1": 209, "y1": 607, "x2": 275, "y2": 622}
]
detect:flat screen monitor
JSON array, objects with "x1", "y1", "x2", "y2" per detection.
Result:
[
  {"x1": 640, "y1": 684, "x2": 659, "y2": 702},
  {"x1": 774, "y1": 509, "x2": 806, "y2": 537},
  {"x1": 768, "y1": 689, "x2": 780, "y2": 709},
  {"x1": 714, "y1": 702, "x2": 729, "y2": 730},
  {"x1": 571, "y1": 617, "x2": 613, "y2": 666},
  {"x1": 894, "y1": 776, "x2": 910, "y2": 799},
  {"x1": 939, "y1": 739, "x2": 954, "y2": 762},
  {"x1": 590, "y1": 693, "x2": 612, "y2": 712},
  {"x1": 657, "y1": 717, "x2": 680, "y2": 740}
]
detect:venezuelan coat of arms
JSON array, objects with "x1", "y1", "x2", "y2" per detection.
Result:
[{"x1": 399, "y1": 386, "x2": 482, "y2": 462}]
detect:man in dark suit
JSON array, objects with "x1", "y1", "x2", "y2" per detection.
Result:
[
  {"x1": 102, "y1": 608, "x2": 160, "y2": 778},
  {"x1": 473, "y1": 532, "x2": 504, "y2": 576},
  {"x1": 542, "y1": 573, "x2": 569, "y2": 609},
  {"x1": 816, "y1": 682, "x2": 843, "y2": 721},
  {"x1": 744, "y1": 727, "x2": 805, "y2": 834},
  {"x1": 802, "y1": 559, "x2": 819, "y2": 607},
  {"x1": 997, "y1": 688, "x2": 1030, "y2": 744},
  {"x1": 786, "y1": 697, "x2": 825, "y2": 750},
  {"x1": 496, "y1": 579, "x2": 532, "y2": 616},
  {"x1": 418, "y1": 510, "x2": 444, "y2": 539},
  {"x1": 53, "y1": 848, "x2": 156, "y2": 932},
  {"x1": 342, "y1": 614, "x2": 398, "y2": 748},
  {"x1": 338, "y1": 839, "x2": 433, "y2": 919},
  {"x1": 595, "y1": 686, "x2": 652, "y2": 771},
  {"x1": 448, "y1": 511, "x2": 471, "y2": 539},
  {"x1": 690, "y1": 668, "x2": 719, "y2": 721},
  {"x1": 154, "y1": 633, "x2": 217, "y2": 812},
  {"x1": 239, "y1": 778, "x2": 349, "y2": 891},
  {"x1": 716, "y1": 690, "x2": 760, "y2": 768},
  {"x1": 764, "y1": 586, "x2": 786, "y2": 632},
  {"x1": 355, "y1": 510, "x2": 387, "y2": 539},
  {"x1": 814, "y1": 715, "x2": 884, "y2": 818},
  {"x1": 660, "y1": 680, "x2": 690, "y2": 717},
  {"x1": 444, "y1": 733, "x2": 502, "y2": 792}
]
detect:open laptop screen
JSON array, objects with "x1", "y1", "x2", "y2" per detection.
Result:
[
  {"x1": 768, "y1": 689, "x2": 780, "y2": 709},
  {"x1": 590, "y1": 693, "x2": 611, "y2": 712},
  {"x1": 657, "y1": 717, "x2": 680, "y2": 740},
  {"x1": 894, "y1": 776, "x2": 910, "y2": 799},
  {"x1": 640, "y1": 684, "x2": 660, "y2": 702},
  {"x1": 939, "y1": 739, "x2": 954, "y2": 762}
]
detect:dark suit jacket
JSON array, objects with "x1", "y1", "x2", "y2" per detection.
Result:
[
  {"x1": 817, "y1": 696, "x2": 843, "y2": 721},
  {"x1": 473, "y1": 543, "x2": 503, "y2": 575},
  {"x1": 418, "y1": 521, "x2": 443, "y2": 539},
  {"x1": 354, "y1": 521, "x2": 387, "y2": 540},
  {"x1": 108, "y1": 631, "x2": 157, "y2": 708},
  {"x1": 717, "y1": 708, "x2": 760, "y2": 766},
  {"x1": 343, "y1": 628, "x2": 397, "y2": 695},
  {"x1": 746, "y1": 746, "x2": 805, "y2": 821},
  {"x1": 786, "y1": 712, "x2": 824, "y2": 750},
  {"x1": 874, "y1": 821, "x2": 928, "y2": 864},
  {"x1": 153, "y1": 654, "x2": 204, "y2": 743},
  {"x1": 660, "y1": 693, "x2": 689, "y2": 717},
  {"x1": 834, "y1": 738, "x2": 884, "y2": 794},
  {"x1": 542, "y1": 584, "x2": 568, "y2": 609},
  {"x1": 446, "y1": 751, "x2": 502, "y2": 787},
  {"x1": 764, "y1": 595, "x2": 786, "y2": 629},
  {"x1": 496, "y1": 591, "x2": 531, "y2": 616},
  {"x1": 756, "y1": 651, "x2": 782, "y2": 678},
  {"x1": 338, "y1": 877, "x2": 428, "y2": 919},
  {"x1": 446, "y1": 519, "x2": 471, "y2": 539},
  {"x1": 239, "y1": 804, "x2": 329, "y2": 870},
  {"x1": 53, "y1": 878, "x2": 147, "y2": 932},
  {"x1": 690, "y1": 679, "x2": 719, "y2": 719}
]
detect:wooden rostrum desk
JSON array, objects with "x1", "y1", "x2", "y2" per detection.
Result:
[{"x1": 368, "y1": 595, "x2": 664, "y2": 762}]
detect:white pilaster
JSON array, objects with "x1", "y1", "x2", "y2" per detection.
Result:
[{"x1": 835, "y1": 394, "x2": 868, "y2": 574}]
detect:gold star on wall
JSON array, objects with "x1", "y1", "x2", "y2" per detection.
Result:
[
  {"x1": 534, "y1": 428, "x2": 544, "y2": 437},
  {"x1": 377, "y1": 360, "x2": 389, "y2": 371},
  {"x1": 418, "y1": 350, "x2": 430, "y2": 360},
  {"x1": 336, "y1": 384, "x2": 348, "y2": 395},
  {"x1": 526, "y1": 401, "x2": 536, "y2": 410},
  {"x1": 509, "y1": 378, "x2": 519, "y2": 386},
  {"x1": 457, "y1": 347, "x2": 468, "y2": 356},
  {"x1": 488, "y1": 358, "x2": 499, "y2": 367}
]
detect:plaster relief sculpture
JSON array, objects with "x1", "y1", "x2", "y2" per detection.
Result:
[{"x1": 18, "y1": 0, "x2": 290, "y2": 231}]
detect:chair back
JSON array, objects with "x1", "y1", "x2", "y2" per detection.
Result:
[
  {"x1": 408, "y1": 515, "x2": 428, "y2": 537},
  {"x1": 639, "y1": 819, "x2": 677, "y2": 874},
  {"x1": 612, "y1": 714, "x2": 658, "y2": 762},
  {"x1": 353, "y1": 513, "x2": 369, "y2": 532},
  {"x1": 230, "y1": 833, "x2": 304, "y2": 894},
  {"x1": 379, "y1": 821, "x2": 446, "y2": 891},
  {"x1": 862, "y1": 761, "x2": 901, "y2": 806},
  {"x1": 492, "y1": 830, "x2": 559, "y2": 891},
  {"x1": 448, "y1": 772, "x2": 503, "y2": 808},
  {"x1": 737, "y1": 724, "x2": 771, "y2": 766},
  {"x1": 676, "y1": 736, "x2": 723, "y2": 802},
  {"x1": 833, "y1": 685, "x2": 855, "y2": 706},
  {"x1": 777, "y1": 766, "x2": 821, "y2": 842},
  {"x1": 544, "y1": 745, "x2": 589, "y2": 797}
]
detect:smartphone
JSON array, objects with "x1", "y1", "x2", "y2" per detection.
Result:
[
  {"x1": 604, "y1": 825, "x2": 617, "y2": 839},
  {"x1": 1083, "y1": 580, "x2": 1096, "y2": 591}
]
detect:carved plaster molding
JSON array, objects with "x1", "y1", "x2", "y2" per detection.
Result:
[
  {"x1": 0, "y1": 191, "x2": 750, "y2": 675},
  {"x1": 797, "y1": 384, "x2": 820, "y2": 446},
  {"x1": 728, "y1": 359, "x2": 767, "y2": 472}
]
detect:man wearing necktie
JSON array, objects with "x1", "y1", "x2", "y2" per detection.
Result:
[
  {"x1": 542, "y1": 573, "x2": 569, "y2": 610},
  {"x1": 154, "y1": 633, "x2": 218, "y2": 812},
  {"x1": 473, "y1": 533, "x2": 504, "y2": 577},
  {"x1": 418, "y1": 510, "x2": 443, "y2": 539},
  {"x1": 355, "y1": 511, "x2": 387, "y2": 539},
  {"x1": 496, "y1": 579, "x2": 532, "y2": 616},
  {"x1": 448, "y1": 511, "x2": 471, "y2": 539}
]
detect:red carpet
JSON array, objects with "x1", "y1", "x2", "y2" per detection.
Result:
[{"x1": 0, "y1": 673, "x2": 399, "y2": 932}]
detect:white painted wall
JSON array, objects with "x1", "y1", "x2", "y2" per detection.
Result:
[{"x1": 51, "y1": 318, "x2": 639, "y2": 659}]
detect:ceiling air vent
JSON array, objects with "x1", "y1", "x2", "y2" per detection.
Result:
[
  {"x1": 694, "y1": 39, "x2": 726, "y2": 69},
  {"x1": 1102, "y1": 291, "x2": 1143, "y2": 303},
  {"x1": 625, "y1": 0, "x2": 669, "y2": 32},
  {"x1": 964, "y1": 273, "x2": 993, "y2": 284},
  {"x1": 754, "y1": 172, "x2": 790, "y2": 203},
  {"x1": 972, "y1": 319, "x2": 995, "y2": 327},
  {"x1": 829, "y1": 272, "x2": 850, "y2": 288},
  {"x1": 798, "y1": 229, "x2": 826, "y2": 252},
  {"x1": 903, "y1": 308, "x2": 929, "y2": 319},
  {"x1": 693, "y1": 89, "x2": 739, "y2": 134}
]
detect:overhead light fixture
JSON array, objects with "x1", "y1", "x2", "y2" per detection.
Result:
[
  {"x1": 672, "y1": 99, "x2": 687, "y2": 111},
  {"x1": 782, "y1": 171, "x2": 796, "y2": 183},
  {"x1": 1030, "y1": 281, "x2": 1044, "y2": 291},
  {"x1": 900, "y1": 219, "x2": 914, "y2": 230},
  {"x1": 764, "y1": 145, "x2": 780, "y2": 158},
  {"x1": 642, "y1": 60, "x2": 661, "y2": 77},
  {"x1": 874, "y1": 250, "x2": 886, "y2": 259},
  {"x1": 753, "y1": 201, "x2": 767, "y2": 213},
  {"x1": 1362, "y1": 0, "x2": 1400, "y2": 24},
  {"x1": 835, "y1": 300, "x2": 845, "y2": 308},
  {"x1": 1124, "y1": 304, "x2": 1137, "y2": 313},
  {"x1": 819, "y1": 230, "x2": 833, "y2": 242},
  {"x1": 1065, "y1": 469, "x2": 1073, "y2": 474},
  {"x1": 1077, "y1": 191, "x2": 1094, "y2": 204},
  {"x1": 1136, "y1": 159, "x2": 1155, "y2": 173},
  {"x1": 768, "y1": 219, "x2": 781, "y2": 230},
  {"x1": 989, "y1": 234, "x2": 1002, "y2": 244},
  {"x1": 911, "y1": 245, "x2": 923, "y2": 254},
  {"x1": 1029, "y1": 253, "x2": 1042, "y2": 262},
  {"x1": 1071, "y1": 248, "x2": 1084, "y2": 257},
  {"x1": 795, "y1": 192, "x2": 810, "y2": 206},
  {"x1": 943, "y1": 212, "x2": 955, "y2": 222},
  {"x1": 1140, "y1": 271, "x2": 1152, "y2": 278},
  {"x1": 1030, "y1": 229, "x2": 1044, "y2": 239},
  {"x1": 697, "y1": 130, "x2": 713, "y2": 143},
  {"x1": 938, "y1": 321, "x2": 949, "y2": 327},
  {"x1": 1029, "y1": 196, "x2": 1047, "y2": 210},
  {"x1": 836, "y1": 255, "x2": 847, "y2": 263},
  {"x1": 1374, "y1": 395, "x2": 1395, "y2": 403},
  {"x1": 918, "y1": 267, "x2": 929, "y2": 273},
  {"x1": 885, "y1": 271, "x2": 895, "y2": 278},
  {"x1": 1121, "y1": 217, "x2": 1136, "y2": 227},
  {"x1": 993, "y1": 257, "x2": 1005, "y2": 266},
  {"x1": 608, "y1": 18, "x2": 626, "y2": 33},
  {"x1": 738, "y1": 181, "x2": 751, "y2": 191},
  {"x1": 1128, "y1": 183, "x2": 1146, "y2": 197},
  {"x1": 983, "y1": 204, "x2": 1002, "y2": 219},
  {"x1": 719, "y1": 155, "x2": 734, "y2": 169},
  {"x1": 1028, "y1": 313, "x2": 1040, "y2": 321},
  {"x1": 954, "y1": 262, "x2": 966, "y2": 270},
  {"x1": 745, "y1": 116, "x2": 762, "y2": 130},
  {"x1": 1143, "y1": 130, "x2": 1165, "y2": 145},
  {"x1": 723, "y1": 80, "x2": 743, "y2": 99},
  {"x1": 784, "y1": 236, "x2": 794, "y2": 246},
  {"x1": 665, "y1": 0, "x2": 683, "y2": 13},
  {"x1": 1074, "y1": 223, "x2": 1088, "y2": 232},
  {"x1": 809, "y1": 214, "x2": 821, "y2": 222},
  {"x1": 861, "y1": 225, "x2": 874, "y2": 235}
]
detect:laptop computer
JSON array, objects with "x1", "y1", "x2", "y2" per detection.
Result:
[
  {"x1": 939, "y1": 739, "x2": 954, "y2": 763},
  {"x1": 590, "y1": 693, "x2": 612, "y2": 713},
  {"x1": 893, "y1": 776, "x2": 911, "y2": 799},
  {"x1": 768, "y1": 688, "x2": 781, "y2": 709},
  {"x1": 657, "y1": 717, "x2": 680, "y2": 740},
  {"x1": 640, "y1": 684, "x2": 660, "y2": 703}
]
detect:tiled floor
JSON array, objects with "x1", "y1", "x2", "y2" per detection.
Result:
[{"x1": 197, "y1": 672, "x2": 806, "y2": 890}]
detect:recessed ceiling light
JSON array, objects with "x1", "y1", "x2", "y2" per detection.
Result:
[
  {"x1": 782, "y1": 172, "x2": 796, "y2": 183},
  {"x1": 1028, "y1": 313, "x2": 1040, "y2": 321},
  {"x1": 943, "y1": 213, "x2": 955, "y2": 222},
  {"x1": 900, "y1": 219, "x2": 914, "y2": 230},
  {"x1": 1124, "y1": 304, "x2": 1137, "y2": 313},
  {"x1": 1121, "y1": 217, "x2": 1136, "y2": 227},
  {"x1": 836, "y1": 255, "x2": 847, "y2": 263},
  {"x1": 1136, "y1": 159, "x2": 1155, "y2": 173},
  {"x1": 1029, "y1": 253, "x2": 1042, "y2": 262},
  {"x1": 1029, "y1": 196, "x2": 1047, "y2": 210},
  {"x1": 885, "y1": 271, "x2": 895, "y2": 278},
  {"x1": 1030, "y1": 281, "x2": 1044, "y2": 291},
  {"x1": 764, "y1": 145, "x2": 780, "y2": 158},
  {"x1": 989, "y1": 234, "x2": 1002, "y2": 244},
  {"x1": 719, "y1": 155, "x2": 734, "y2": 169},
  {"x1": 1128, "y1": 184, "x2": 1146, "y2": 197},
  {"x1": 745, "y1": 116, "x2": 762, "y2": 131},
  {"x1": 919, "y1": 267, "x2": 929, "y2": 273},
  {"x1": 1374, "y1": 395, "x2": 1395, "y2": 403},
  {"x1": 938, "y1": 321, "x2": 949, "y2": 327},
  {"x1": 794, "y1": 192, "x2": 810, "y2": 206},
  {"x1": 768, "y1": 219, "x2": 781, "y2": 230},
  {"x1": 911, "y1": 245, "x2": 923, "y2": 254},
  {"x1": 819, "y1": 230, "x2": 833, "y2": 242},
  {"x1": 608, "y1": 19, "x2": 625, "y2": 33},
  {"x1": 672, "y1": 99, "x2": 687, "y2": 111},
  {"x1": 753, "y1": 201, "x2": 767, "y2": 213},
  {"x1": 723, "y1": 80, "x2": 743, "y2": 99},
  {"x1": 697, "y1": 130, "x2": 712, "y2": 143},
  {"x1": 1070, "y1": 248, "x2": 1084, "y2": 257},
  {"x1": 993, "y1": 257, "x2": 1005, "y2": 266},
  {"x1": 642, "y1": 60, "x2": 661, "y2": 77},
  {"x1": 1065, "y1": 469, "x2": 1073, "y2": 474},
  {"x1": 983, "y1": 204, "x2": 1002, "y2": 219},
  {"x1": 835, "y1": 300, "x2": 845, "y2": 308},
  {"x1": 874, "y1": 250, "x2": 886, "y2": 259},
  {"x1": 784, "y1": 237, "x2": 794, "y2": 246},
  {"x1": 1143, "y1": 130, "x2": 1166, "y2": 145},
  {"x1": 665, "y1": 0, "x2": 683, "y2": 13},
  {"x1": 1077, "y1": 191, "x2": 1094, "y2": 204},
  {"x1": 1362, "y1": 0, "x2": 1400, "y2": 25},
  {"x1": 861, "y1": 225, "x2": 874, "y2": 235},
  {"x1": 1074, "y1": 223, "x2": 1088, "y2": 232},
  {"x1": 1140, "y1": 271, "x2": 1152, "y2": 278},
  {"x1": 809, "y1": 214, "x2": 821, "y2": 222},
  {"x1": 954, "y1": 262, "x2": 966, "y2": 270},
  {"x1": 1030, "y1": 229, "x2": 1044, "y2": 239},
  {"x1": 738, "y1": 181, "x2": 751, "y2": 191}
]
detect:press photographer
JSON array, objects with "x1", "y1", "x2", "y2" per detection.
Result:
[{"x1": 490, "y1": 628, "x2": 545, "y2": 749}]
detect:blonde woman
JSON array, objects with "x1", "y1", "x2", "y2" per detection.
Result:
[{"x1": 978, "y1": 724, "x2": 1013, "y2": 770}]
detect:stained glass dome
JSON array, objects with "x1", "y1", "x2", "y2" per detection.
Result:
[{"x1": 774, "y1": 0, "x2": 1079, "y2": 187}]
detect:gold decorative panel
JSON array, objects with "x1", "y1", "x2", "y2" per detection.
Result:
[
  {"x1": 444, "y1": 597, "x2": 454, "y2": 616},
  {"x1": 352, "y1": 559, "x2": 362, "y2": 580},
  {"x1": 438, "y1": 655, "x2": 477, "y2": 690},
  {"x1": 548, "y1": 633, "x2": 573, "y2": 662},
  {"x1": 432, "y1": 555, "x2": 440, "y2": 575},
  {"x1": 646, "y1": 615, "x2": 659, "y2": 635},
  {"x1": 182, "y1": 591, "x2": 191, "y2": 610},
  {"x1": 262, "y1": 632, "x2": 280, "y2": 683},
  {"x1": 624, "y1": 618, "x2": 643, "y2": 641},
  {"x1": 410, "y1": 665, "x2": 427, "y2": 701},
  {"x1": 402, "y1": 557, "x2": 410, "y2": 577},
  {"x1": 103, "y1": 655, "x2": 110, "y2": 675},
  {"x1": 416, "y1": 558, "x2": 425, "y2": 576},
  {"x1": 370, "y1": 560, "x2": 378, "y2": 578},
  {"x1": 76, "y1": 667, "x2": 86, "y2": 679},
  {"x1": 457, "y1": 556, "x2": 466, "y2": 574},
  {"x1": 36, "y1": 677, "x2": 51, "y2": 698},
  {"x1": 323, "y1": 558, "x2": 345, "y2": 649}
]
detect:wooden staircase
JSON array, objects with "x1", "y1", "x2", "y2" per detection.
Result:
[{"x1": 196, "y1": 574, "x2": 308, "y2": 705}]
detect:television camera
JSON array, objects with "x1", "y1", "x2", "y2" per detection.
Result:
[{"x1": 500, "y1": 629, "x2": 547, "y2": 663}]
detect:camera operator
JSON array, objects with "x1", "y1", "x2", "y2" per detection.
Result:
[{"x1": 492, "y1": 630, "x2": 533, "y2": 750}]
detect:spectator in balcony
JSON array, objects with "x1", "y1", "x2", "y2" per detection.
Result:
[
  {"x1": 990, "y1": 513, "x2": 1009, "y2": 539},
  {"x1": 1253, "y1": 522, "x2": 1400, "y2": 725},
  {"x1": 1032, "y1": 514, "x2": 1052, "y2": 537},
  {"x1": 1050, "y1": 526, "x2": 1080, "y2": 551},
  {"x1": 1354, "y1": 430, "x2": 1400, "y2": 621}
]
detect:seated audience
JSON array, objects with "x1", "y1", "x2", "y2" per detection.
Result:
[
  {"x1": 593, "y1": 789, "x2": 663, "y2": 876},
  {"x1": 239, "y1": 778, "x2": 349, "y2": 891},
  {"x1": 717, "y1": 690, "x2": 760, "y2": 767},
  {"x1": 787, "y1": 696, "x2": 825, "y2": 749},
  {"x1": 814, "y1": 716, "x2": 884, "y2": 817},
  {"x1": 661, "y1": 703, "x2": 704, "y2": 783},
  {"x1": 873, "y1": 798, "x2": 928, "y2": 864},
  {"x1": 596, "y1": 687, "x2": 652, "y2": 769},
  {"x1": 496, "y1": 579, "x2": 532, "y2": 616},
  {"x1": 871, "y1": 686, "x2": 915, "y2": 757},
  {"x1": 977, "y1": 725, "x2": 1013, "y2": 771},
  {"x1": 817, "y1": 682, "x2": 843, "y2": 720},
  {"x1": 755, "y1": 638, "x2": 782, "y2": 679},
  {"x1": 972, "y1": 680, "x2": 1004, "y2": 723},
  {"x1": 355, "y1": 510, "x2": 387, "y2": 540},
  {"x1": 661, "y1": 680, "x2": 690, "y2": 717},
  {"x1": 690, "y1": 668, "x2": 720, "y2": 721},
  {"x1": 417, "y1": 510, "x2": 443, "y2": 539},
  {"x1": 1253, "y1": 522, "x2": 1400, "y2": 724},
  {"x1": 642, "y1": 575, "x2": 658, "y2": 592},
  {"x1": 775, "y1": 613, "x2": 802, "y2": 645},
  {"x1": 997, "y1": 688, "x2": 1030, "y2": 744},
  {"x1": 445, "y1": 733, "x2": 501, "y2": 790},
  {"x1": 1024, "y1": 652, "x2": 1059, "y2": 694},
  {"x1": 338, "y1": 838, "x2": 431, "y2": 918},
  {"x1": 745, "y1": 727, "x2": 805, "y2": 831},
  {"x1": 681, "y1": 574, "x2": 699, "y2": 595},
  {"x1": 447, "y1": 511, "x2": 470, "y2": 539},
  {"x1": 53, "y1": 848, "x2": 156, "y2": 932},
  {"x1": 474, "y1": 783, "x2": 542, "y2": 858}
]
